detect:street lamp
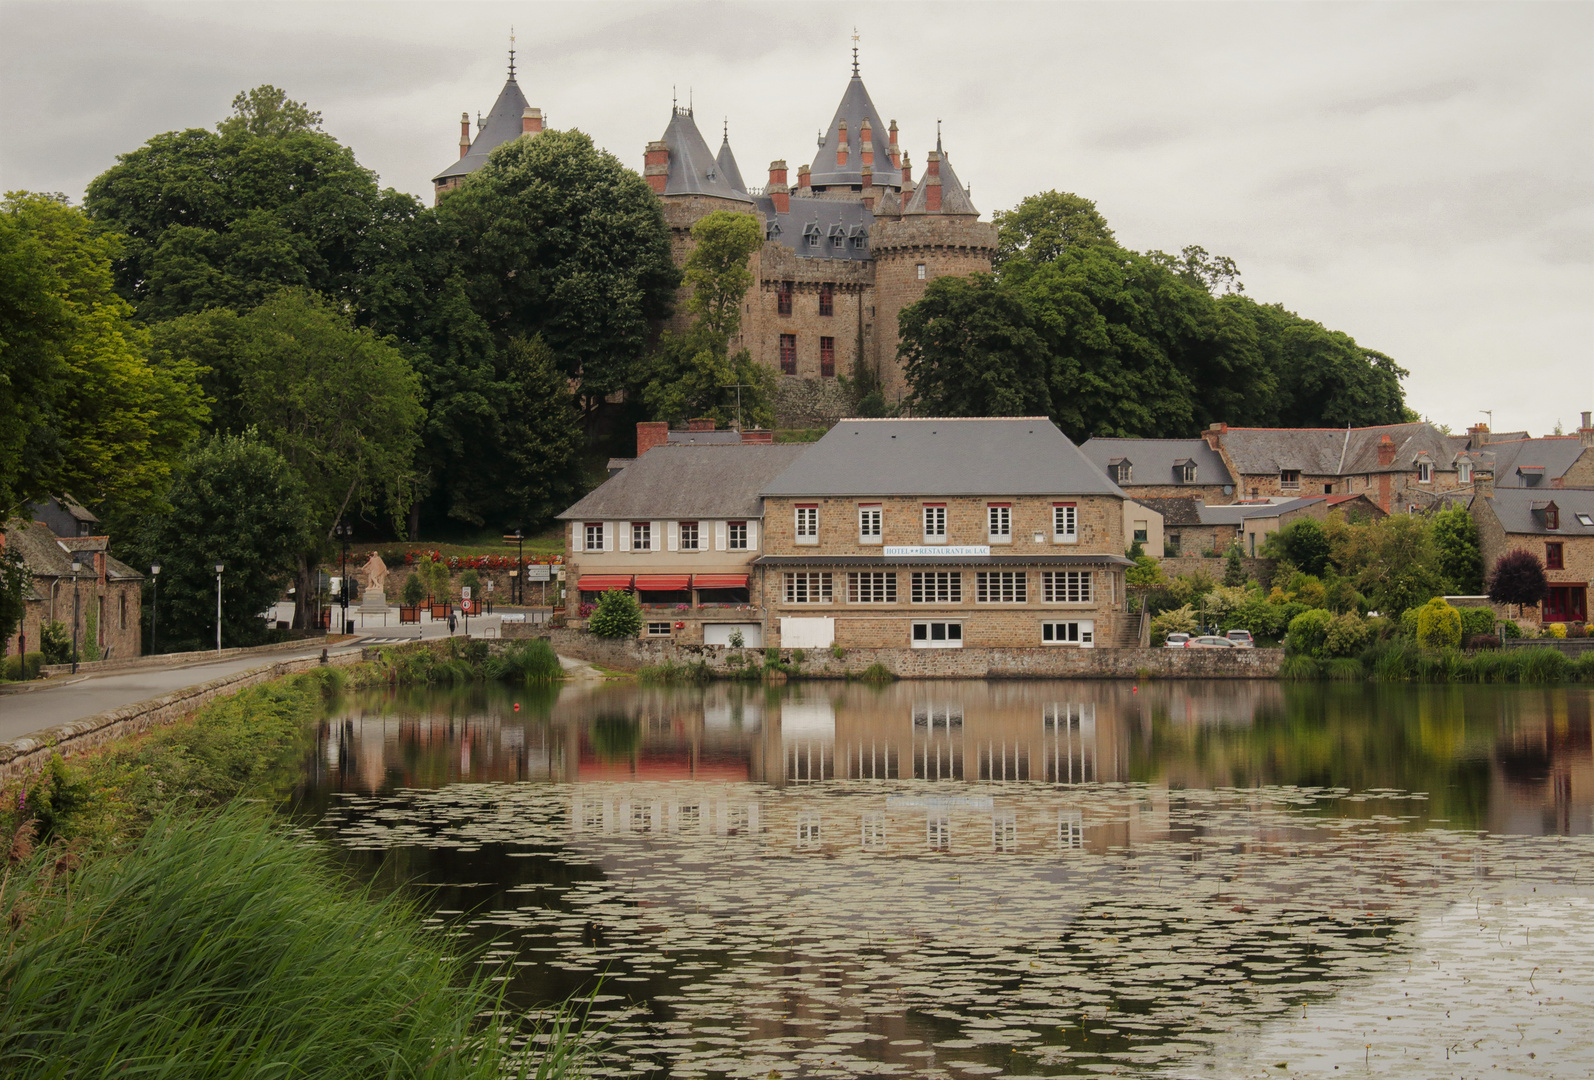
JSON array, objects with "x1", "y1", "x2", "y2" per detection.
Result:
[
  {"x1": 70, "y1": 559, "x2": 82, "y2": 674},
  {"x1": 215, "y1": 563, "x2": 224, "y2": 653},
  {"x1": 150, "y1": 563, "x2": 161, "y2": 655},
  {"x1": 514, "y1": 528, "x2": 524, "y2": 605},
  {"x1": 334, "y1": 523, "x2": 353, "y2": 633}
]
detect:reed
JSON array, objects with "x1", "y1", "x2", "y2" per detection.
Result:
[
  {"x1": 484, "y1": 638, "x2": 564, "y2": 684},
  {"x1": 1280, "y1": 655, "x2": 1321, "y2": 681}
]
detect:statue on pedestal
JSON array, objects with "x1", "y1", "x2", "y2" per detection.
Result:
[{"x1": 359, "y1": 553, "x2": 390, "y2": 611}]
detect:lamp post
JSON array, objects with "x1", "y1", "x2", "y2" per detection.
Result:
[
  {"x1": 215, "y1": 563, "x2": 224, "y2": 653},
  {"x1": 334, "y1": 523, "x2": 353, "y2": 633},
  {"x1": 70, "y1": 559, "x2": 82, "y2": 674},
  {"x1": 150, "y1": 564, "x2": 161, "y2": 655},
  {"x1": 514, "y1": 528, "x2": 524, "y2": 605}
]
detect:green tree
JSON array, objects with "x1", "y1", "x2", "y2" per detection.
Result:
[
  {"x1": 400, "y1": 573, "x2": 425, "y2": 607},
  {"x1": 1223, "y1": 542, "x2": 1246, "y2": 587},
  {"x1": 1264, "y1": 519, "x2": 1331, "y2": 578},
  {"x1": 0, "y1": 194, "x2": 207, "y2": 515},
  {"x1": 682, "y1": 211, "x2": 761, "y2": 341},
  {"x1": 435, "y1": 129, "x2": 678, "y2": 414},
  {"x1": 992, "y1": 190, "x2": 1116, "y2": 268},
  {"x1": 216, "y1": 85, "x2": 322, "y2": 139},
  {"x1": 126, "y1": 433, "x2": 315, "y2": 652},
  {"x1": 587, "y1": 589, "x2": 642, "y2": 639},
  {"x1": 0, "y1": 542, "x2": 30, "y2": 658},
  {"x1": 493, "y1": 336, "x2": 584, "y2": 528},
  {"x1": 1285, "y1": 608, "x2": 1334, "y2": 657},
  {"x1": 642, "y1": 334, "x2": 776, "y2": 430},
  {"x1": 1356, "y1": 514, "x2": 1443, "y2": 618},
  {"x1": 898, "y1": 274, "x2": 1052, "y2": 418},
  {"x1": 1431, "y1": 505, "x2": 1484, "y2": 595},
  {"x1": 1415, "y1": 597, "x2": 1462, "y2": 650}
]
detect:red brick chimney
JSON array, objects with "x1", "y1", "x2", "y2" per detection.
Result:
[
  {"x1": 687, "y1": 417, "x2": 716, "y2": 432},
  {"x1": 1377, "y1": 434, "x2": 1396, "y2": 467},
  {"x1": 768, "y1": 160, "x2": 789, "y2": 213},
  {"x1": 636, "y1": 421, "x2": 668, "y2": 456},
  {"x1": 459, "y1": 112, "x2": 471, "y2": 159},
  {"x1": 923, "y1": 151, "x2": 942, "y2": 212},
  {"x1": 1467, "y1": 422, "x2": 1490, "y2": 448},
  {"x1": 888, "y1": 120, "x2": 899, "y2": 168},
  {"x1": 739, "y1": 429, "x2": 773, "y2": 444},
  {"x1": 1202, "y1": 422, "x2": 1226, "y2": 451},
  {"x1": 1579, "y1": 410, "x2": 1594, "y2": 448},
  {"x1": 797, "y1": 164, "x2": 811, "y2": 191},
  {"x1": 644, "y1": 140, "x2": 669, "y2": 194},
  {"x1": 521, "y1": 107, "x2": 542, "y2": 135},
  {"x1": 836, "y1": 120, "x2": 848, "y2": 167},
  {"x1": 860, "y1": 119, "x2": 873, "y2": 167},
  {"x1": 900, "y1": 151, "x2": 912, "y2": 189}
]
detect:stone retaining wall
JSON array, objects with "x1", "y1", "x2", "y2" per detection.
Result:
[
  {"x1": 519, "y1": 626, "x2": 1282, "y2": 680},
  {"x1": 1159, "y1": 555, "x2": 1277, "y2": 586},
  {"x1": 0, "y1": 652, "x2": 362, "y2": 782}
]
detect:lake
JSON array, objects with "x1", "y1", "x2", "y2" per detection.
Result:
[{"x1": 294, "y1": 679, "x2": 1594, "y2": 1078}]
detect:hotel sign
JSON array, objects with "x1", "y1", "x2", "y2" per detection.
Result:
[{"x1": 882, "y1": 545, "x2": 991, "y2": 558}]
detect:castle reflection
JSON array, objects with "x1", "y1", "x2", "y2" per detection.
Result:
[{"x1": 305, "y1": 679, "x2": 1593, "y2": 837}]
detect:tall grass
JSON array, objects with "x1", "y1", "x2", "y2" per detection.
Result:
[
  {"x1": 485, "y1": 638, "x2": 563, "y2": 684},
  {"x1": 1280, "y1": 655, "x2": 1321, "y2": 681},
  {"x1": 0, "y1": 808, "x2": 588, "y2": 1080},
  {"x1": 1357, "y1": 640, "x2": 1585, "y2": 683},
  {"x1": 638, "y1": 657, "x2": 713, "y2": 684}
]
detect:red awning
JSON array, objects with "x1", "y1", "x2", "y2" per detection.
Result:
[
  {"x1": 693, "y1": 574, "x2": 749, "y2": 589},
  {"x1": 577, "y1": 575, "x2": 633, "y2": 591},
  {"x1": 634, "y1": 574, "x2": 691, "y2": 591}
]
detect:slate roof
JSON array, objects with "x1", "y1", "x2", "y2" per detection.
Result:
[
  {"x1": 1219, "y1": 422, "x2": 1462, "y2": 476},
  {"x1": 2, "y1": 518, "x2": 141, "y2": 599},
  {"x1": 760, "y1": 418, "x2": 1127, "y2": 498},
  {"x1": 808, "y1": 74, "x2": 902, "y2": 190},
  {"x1": 751, "y1": 193, "x2": 874, "y2": 262},
  {"x1": 1194, "y1": 498, "x2": 1325, "y2": 526},
  {"x1": 658, "y1": 108, "x2": 754, "y2": 203},
  {"x1": 433, "y1": 76, "x2": 531, "y2": 184},
  {"x1": 1132, "y1": 497, "x2": 1205, "y2": 527},
  {"x1": 1079, "y1": 437, "x2": 1233, "y2": 488},
  {"x1": 667, "y1": 429, "x2": 743, "y2": 446},
  {"x1": 903, "y1": 138, "x2": 978, "y2": 216},
  {"x1": 715, "y1": 131, "x2": 748, "y2": 194},
  {"x1": 1482, "y1": 489, "x2": 1594, "y2": 537},
  {"x1": 558, "y1": 444, "x2": 807, "y2": 521},
  {"x1": 1479, "y1": 438, "x2": 1589, "y2": 487}
]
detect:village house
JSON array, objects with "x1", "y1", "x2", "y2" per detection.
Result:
[
  {"x1": 1462, "y1": 413, "x2": 1594, "y2": 491},
  {"x1": 3, "y1": 516, "x2": 143, "y2": 663},
  {"x1": 1469, "y1": 479, "x2": 1594, "y2": 626},
  {"x1": 755, "y1": 417, "x2": 1133, "y2": 650},
  {"x1": 558, "y1": 429, "x2": 807, "y2": 647},
  {"x1": 1079, "y1": 437, "x2": 1236, "y2": 505}
]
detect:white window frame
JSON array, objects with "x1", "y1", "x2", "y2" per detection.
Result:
[
  {"x1": 646, "y1": 622, "x2": 672, "y2": 636},
  {"x1": 911, "y1": 621, "x2": 963, "y2": 648},
  {"x1": 846, "y1": 571, "x2": 897, "y2": 604},
  {"x1": 910, "y1": 571, "x2": 961, "y2": 604},
  {"x1": 728, "y1": 521, "x2": 749, "y2": 550},
  {"x1": 987, "y1": 504, "x2": 1012, "y2": 544},
  {"x1": 927, "y1": 815, "x2": 950, "y2": 851},
  {"x1": 795, "y1": 505, "x2": 819, "y2": 546},
  {"x1": 1042, "y1": 570, "x2": 1093, "y2": 604},
  {"x1": 1279, "y1": 470, "x2": 1301, "y2": 490},
  {"x1": 861, "y1": 813, "x2": 886, "y2": 849},
  {"x1": 1181, "y1": 463, "x2": 1197, "y2": 483},
  {"x1": 784, "y1": 572, "x2": 833, "y2": 604},
  {"x1": 1417, "y1": 462, "x2": 1432, "y2": 483},
  {"x1": 631, "y1": 521, "x2": 652, "y2": 551},
  {"x1": 993, "y1": 813, "x2": 1018, "y2": 853},
  {"x1": 583, "y1": 522, "x2": 604, "y2": 552},
  {"x1": 1133, "y1": 520, "x2": 1149, "y2": 543},
  {"x1": 858, "y1": 504, "x2": 882, "y2": 544},
  {"x1": 798, "y1": 812, "x2": 822, "y2": 848},
  {"x1": 1041, "y1": 620, "x2": 1095, "y2": 647},
  {"x1": 975, "y1": 571, "x2": 1028, "y2": 604},
  {"x1": 916, "y1": 263, "x2": 926, "y2": 280},
  {"x1": 923, "y1": 504, "x2": 947, "y2": 543},
  {"x1": 1058, "y1": 810, "x2": 1084, "y2": 850},
  {"x1": 1458, "y1": 462, "x2": 1473, "y2": 484},
  {"x1": 677, "y1": 521, "x2": 699, "y2": 551},
  {"x1": 1053, "y1": 504, "x2": 1078, "y2": 545}
]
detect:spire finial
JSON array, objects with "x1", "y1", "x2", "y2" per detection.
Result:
[
  {"x1": 936, "y1": 119, "x2": 943, "y2": 152},
  {"x1": 851, "y1": 27, "x2": 860, "y2": 76},
  {"x1": 723, "y1": 116, "x2": 729, "y2": 144},
  {"x1": 508, "y1": 26, "x2": 516, "y2": 80},
  {"x1": 688, "y1": 87, "x2": 693, "y2": 115}
]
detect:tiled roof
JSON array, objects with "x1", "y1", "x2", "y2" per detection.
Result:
[
  {"x1": 715, "y1": 132, "x2": 747, "y2": 194},
  {"x1": 1131, "y1": 497, "x2": 1204, "y2": 527},
  {"x1": 751, "y1": 193, "x2": 874, "y2": 262},
  {"x1": 1483, "y1": 489, "x2": 1594, "y2": 536},
  {"x1": 1195, "y1": 498, "x2": 1325, "y2": 525},
  {"x1": 1, "y1": 518, "x2": 142, "y2": 598},
  {"x1": 433, "y1": 76, "x2": 531, "y2": 183},
  {"x1": 808, "y1": 74, "x2": 901, "y2": 190},
  {"x1": 1220, "y1": 422, "x2": 1461, "y2": 476},
  {"x1": 903, "y1": 137, "x2": 978, "y2": 216},
  {"x1": 761, "y1": 417, "x2": 1126, "y2": 498},
  {"x1": 1079, "y1": 437, "x2": 1233, "y2": 487},
  {"x1": 658, "y1": 108, "x2": 755, "y2": 203},
  {"x1": 1479, "y1": 438, "x2": 1589, "y2": 487},
  {"x1": 558, "y1": 444, "x2": 808, "y2": 520}
]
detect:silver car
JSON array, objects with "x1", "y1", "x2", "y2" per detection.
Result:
[
  {"x1": 1183, "y1": 635, "x2": 1237, "y2": 649},
  {"x1": 1225, "y1": 630, "x2": 1255, "y2": 648},
  {"x1": 1164, "y1": 633, "x2": 1191, "y2": 649}
]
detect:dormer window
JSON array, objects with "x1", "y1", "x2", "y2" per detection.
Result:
[
  {"x1": 1545, "y1": 505, "x2": 1560, "y2": 530},
  {"x1": 1109, "y1": 458, "x2": 1132, "y2": 485},
  {"x1": 1175, "y1": 460, "x2": 1197, "y2": 484},
  {"x1": 1279, "y1": 470, "x2": 1301, "y2": 489},
  {"x1": 1417, "y1": 462, "x2": 1432, "y2": 483},
  {"x1": 1458, "y1": 461, "x2": 1473, "y2": 484}
]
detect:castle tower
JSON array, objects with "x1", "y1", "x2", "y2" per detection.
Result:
[
  {"x1": 431, "y1": 44, "x2": 542, "y2": 203},
  {"x1": 806, "y1": 63, "x2": 902, "y2": 200},
  {"x1": 868, "y1": 131, "x2": 996, "y2": 400}
]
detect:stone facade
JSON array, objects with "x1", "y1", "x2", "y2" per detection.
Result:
[
  {"x1": 1470, "y1": 491, "x2": 1594, "y2": 626},
  {"x1": 3, "y1": 520, "x2": 142, "y2": 664}
]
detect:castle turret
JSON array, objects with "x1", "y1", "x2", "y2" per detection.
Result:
[
  {"x1": 807, "y1": 60, "x2": 901, "y2": 197},
  {"x1": 432, "y1": 48, "x2": 539, "y2": 203}
]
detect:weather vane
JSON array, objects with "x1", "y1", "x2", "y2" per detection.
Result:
[
  {"x1": 508, "y1": 26, "x2": 516, "y2": 79},
  {"x1": 852, "y1": 27, "x2": 860, "y2": 76}
]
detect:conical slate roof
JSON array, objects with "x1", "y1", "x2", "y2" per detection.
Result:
[
  {"x1": 433, "y1": 76, "x2": 531, "y2": 183},
  {"x1": 903, "y1": 137, "x2": 979, "y2": 216},
  {"x1": 808, "y1": 74, "x2": 900, "y2": 190},
  {"x1": 715, "y1": 129, "x2": 748, "y2": 193},
  {"x1": 660, "y1": 108, "x2": 754, "y2": 203}
]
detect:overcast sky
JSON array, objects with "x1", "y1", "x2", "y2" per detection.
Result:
[{"x1": 3, "y1": 1, "x2": 1590, "y2": 436}]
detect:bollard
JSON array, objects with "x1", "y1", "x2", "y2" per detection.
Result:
[{"x1": 320, "y1": 648, "x2": 328, "y2": 665}]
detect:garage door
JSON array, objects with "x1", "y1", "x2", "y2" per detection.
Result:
[
  {"x1": 703, "y1": 622, "x2": 762, "y2": 647},
  {"x1": 779, "y1": 617, "x2": 835, "y2": 648}
]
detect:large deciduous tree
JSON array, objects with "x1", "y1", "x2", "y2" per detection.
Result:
[
  {"x1": 1431, "y1": 505, "x2": 1484, "y2": 595},
  {"x1": 435, "y1": 129, "x2": 679, "y2": 414},
  {"x1": 1355, "y1": 514, "x2": 1443, "y2": 617},
  {"x1": 486, "y1": 336, "x2": 584, "y2": 530},
  {"x1": 1487, "y1": 549, "x2": 1548, "y2": 617},
  {"x1": 898, "y1": 274, "x2": 1052, "y2": 418},
  {"x1": 0, "y1": 194, "x2": 207, "y2": 516},
  {"x1": 127, "y1": 433, "x2": 315, "y2": 652}
]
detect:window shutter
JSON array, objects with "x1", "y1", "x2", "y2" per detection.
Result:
[
  {"x1": 714, "y1": 521, "x2": 727, "y2": 551},
  {"x1": 667, "y1": 522, "x2": 679, "y2": 551},
  {"x1": 747, "y1": 521, "x2": 759, "y2": 550},
  {"x1": 603, "y1": 523, "x2": 614, "y2": 552},
  {"x1": 619, "y1": 523, "x2": 630, "y2": 552},
  {"x1": 652, "y1": 522, "x2": 663, "y2": 552}
]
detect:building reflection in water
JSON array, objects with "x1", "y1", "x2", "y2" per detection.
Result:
[{"x1": 310, "y1": 680, "x2": 1593, "y2": 839}]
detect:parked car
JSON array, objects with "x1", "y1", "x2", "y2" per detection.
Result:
[
  {"x1": 1164, "y1": 633, "x2": 1191, "y2": 649},
  {"x1": 1225, "y1": 630, "x2": 1255, "y2": 648},
  {"x1": 1183, "y1": 635, "x2": 1236, "y2": 649}
]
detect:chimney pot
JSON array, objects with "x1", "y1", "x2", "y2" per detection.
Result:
[
  {"x1": 797, "y1": 164, "x2": 811, "y2": 190},
  {"x1": 636, "y1": 421, "x2": 669, "y2": 457},
  {"x1": 521, "y1": 107, "x2": 542, "y2": 135},
  {"x1": 1580, "y1": 410, "x2": 1594, "y2": 448},
  {"x1": 459, "y1": 112, "x2": 472, "y2": 158},
  {"x1": 687, "y1": 417, "x2": 716, "y2": 432}
]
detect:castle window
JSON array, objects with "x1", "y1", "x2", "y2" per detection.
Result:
[
  {"x1": 777, "y1": 281, "x2": 793, "y2": 316},
  {"x1": 819, "y1": 285, "x2": 834, "y2": 317},
  {"x1": 916, "y1": 263, "x2": 926, "y2": 280},
  {"x1": 820, "y1": 337, "x2": 835, "y2": 377},
  {"x1": 780, "y1": 334, "x2": 797, "y2": 375}
]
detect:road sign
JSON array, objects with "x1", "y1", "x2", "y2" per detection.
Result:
[
  {"x1": 524, "y1": 564, "x2": 551, "y2": 582},
  {"x1": 461, "y1": 586, "x2": 472, "y2": 600}
]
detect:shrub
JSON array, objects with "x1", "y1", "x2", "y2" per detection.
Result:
[
  {"x1": 1415, "y1": 598, "x2": 1462, "y2": 651},
  {"x1": 1367, "y1": 639, "x2": 1420, "y2": 681},
  {"x1": 727, "y1": 629, "x2": 745, "y2": 648},
  {"x1": 1501, "y1": 619, "x2": 1523, "y2": 639},
  {"x1": 484, "y1": 639, "x2": 562, "y2": 684},
  {"x1": 1324, "y1": 577, "x2": 1363, "y2": 614},
  {"x1": 458, "y1": 569, "x2": 481, "y2": 595},
  {"x1": 1458, "y1": 606, "x2": 1496, "y2": 638},
  {"x1": 1285, "y1": 608, "x2": 1334, "y2": 657},
  {"x1": 587, "y1": 590, "x2": 643, "y2": 638},
  {"x1": 1325, "y1": 657, "x2": 1364, "y2": 682},
  {"x1": 38, "y1": 621, "x2": 71, "y2": 664},
  {"x1": 1519, "y1": 646, "x2": 1569, "y2": 682},
  {"x1": 401, "y1": 573, "x2": 426, "y2": 606},
  {"x1": 858, "y1": 661, "x2": 895, "y2": 682},
  {"x1": 830, "y1": 643, "x2": 846, "y2": 659},
  {"x1": 1545, "y1": 622, "x2": 1567, "y2": 639},
  {"x1": 1322, "y1": 612, "x2": 1370, "y2": 658},
  {"x1": 1151, "y1": 604, "x2": 1198, "y2": 642},
  {"x1": 1223, "y1": 543, "x2": 1246, "y2": 587},
  {"x1": 2, "y1": 651, "x2": 43, "y2": 681},
  {"x1": 1399, "y1": 606, "x2": 1420, "y2": 638},
  {"x1": 1289, "y1": 573, "x2": 1327, "y2": 610}
]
